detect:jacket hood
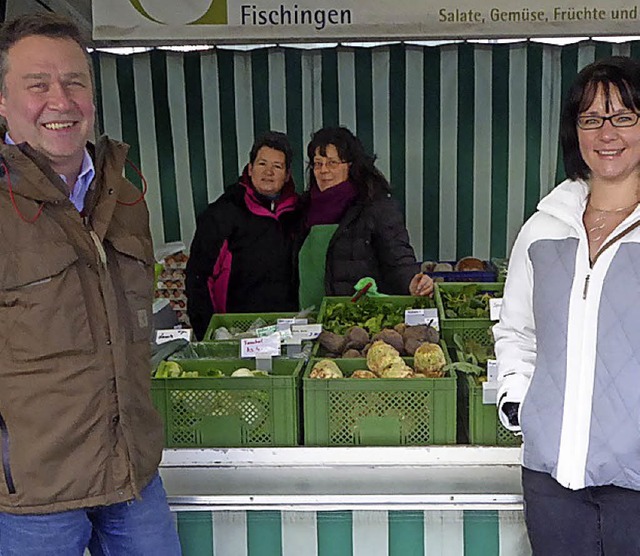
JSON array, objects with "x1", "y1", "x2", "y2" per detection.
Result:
[
  {"x1": 239, "y1": 164, "x2": 298, "y2": 219},
  {"x1": 537, "y1": 178, "x2": 590, "y2": 231}
]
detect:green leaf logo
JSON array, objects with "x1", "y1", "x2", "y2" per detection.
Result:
[{"x1": 128, "y1": 0, "x2": 228, "y2": 25}]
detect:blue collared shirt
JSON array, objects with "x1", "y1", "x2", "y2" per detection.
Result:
[{"x1": 5, "y1": 133, "x2": 95, "y2": 212}]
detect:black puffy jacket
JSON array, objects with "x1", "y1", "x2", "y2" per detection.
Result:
[
  {"x1": 298, "y1": 191, "x2": 419, "y2": 296},
  {"x1": 186, "y1": 170, "x2": 299, "y2": 340}
]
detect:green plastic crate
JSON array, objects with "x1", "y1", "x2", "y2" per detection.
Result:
[
  {"x1": 170, "y1": 341, "x2": 243, "y2": 359},
  {"x1": 303, "y1": 356, "x2": 456, "y2": 446},
  {"x1": 203, "y1": 312, "x2": 301, "y2": 341},
  {"x1": 443, "y1": 338, "x2": 521, "y2": 447},
  {"x1": 169, "y1": 341, "x2": 313, "y2": 361},
  {"x1": 459, "y1": 374, "x2": 521, "y2": 447},
  {"x1": 318, "y1": 296, "x2": 437, "y2": 330},
  {"x1": 434, "y1": 282, "x2": 504, "y2": 346},
  {"x1": 315, "y1": 295, "x2": 439, "y2": 356},
  {"x1": 151, "y1": 358, "x2": 302, "y2": 448}
]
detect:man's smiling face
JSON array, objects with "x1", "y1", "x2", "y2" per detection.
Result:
[{"x1": 0, "y1": 34, "x2": 95, "y2": 176}]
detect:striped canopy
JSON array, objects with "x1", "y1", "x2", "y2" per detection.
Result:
[{"x1": 93, "y1": 40, "x2": 639, "y2": 260}]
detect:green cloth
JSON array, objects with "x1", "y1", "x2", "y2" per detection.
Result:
[
  {"x1": 298, "y1": 224, "x2": 339, "y2": 311},
  {"x1": 353, "y1": 277, "x2": 388, "y2": 297}
]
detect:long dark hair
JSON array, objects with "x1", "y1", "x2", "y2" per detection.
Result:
[
  {"x1": 306, "y1": 126, "x2": 391, "y2": 199},
  {"x1": 561, "y1": 56, "x2": 640, "y2": 180}
]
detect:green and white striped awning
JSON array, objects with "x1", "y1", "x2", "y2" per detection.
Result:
[
  {"x1": 174, "y1": 509, "x2": 531, "y2": 555},
  {"x1": 92, "y1": 39, "x2": 640, "y2": 260}
]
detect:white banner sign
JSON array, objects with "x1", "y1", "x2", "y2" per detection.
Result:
[{"x1": 93, "y1": 0, "x2": 640, "y2": 42}]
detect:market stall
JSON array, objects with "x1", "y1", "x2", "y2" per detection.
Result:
[
  {"x1": 79, "y1": 3, "x2": 640, "y2": 553},
  {"x1": 149, "y1": 257, "x2": 531, "y2": 554}
]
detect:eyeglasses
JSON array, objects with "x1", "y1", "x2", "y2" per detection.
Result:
[
  {"x1": 577, "y1": 112, "x2": 640, "y2": 130},
  {"x1": 313, "y1": 159, "x2": 346, "y2": 170}
]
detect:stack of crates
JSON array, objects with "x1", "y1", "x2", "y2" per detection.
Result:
[
  {"x1": 152, "y1": 311, "x2": 314, "y2": 448},
  {"x1": 306, "y1": 294, "x2": 455, "y2": 446},
  {"x1": 435, "y1": 282, "x2": 520, "y2": 446}
]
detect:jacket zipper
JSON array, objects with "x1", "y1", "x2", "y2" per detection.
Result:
[
  {"x1": 0, "y1": 412, "x2": 16, "y2": 494},
  {"x1": 583, "y1": 218, "x2": 640, "y2": 299}
]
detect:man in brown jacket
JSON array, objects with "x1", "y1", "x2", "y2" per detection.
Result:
[{"x1": 0, "y1": 13, "x2": 181, "y2": 556}]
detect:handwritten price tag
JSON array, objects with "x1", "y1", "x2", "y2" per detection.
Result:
[
  {"x1": 489, "y1": 298, "x2": 503, "y2": 321},
  {"x1": 241, "y1": 334, "x2": 281, "y2": 358},
  {"x1": 155, "y1": 328, "x2": 192, "y2": 345},
  {"x1": 290, "y1": 323, "x2": 322, "y2": 340},
  {"x1": 404, "y1": 308, "x2": 439, "y2": 330}
]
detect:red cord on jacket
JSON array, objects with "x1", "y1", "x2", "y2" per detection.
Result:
[
  {"x1": 2, "y1": 158, "x2": 44, "y2": 223},
  {"x1": 3, "y1": 156, "x2": 147, "y2": 223}
]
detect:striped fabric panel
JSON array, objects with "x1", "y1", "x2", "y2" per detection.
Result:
[
  {"x1": 92, "y1": 41, "x2": 637, "y2": 258},
  {"x1": 174, "y1": 509, "x2": 531, "y2": 556}
]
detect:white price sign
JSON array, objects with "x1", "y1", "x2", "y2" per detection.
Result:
[
  {"x1": 489, "y1": 298, "x2": 503, "y2": 321},
  {"x1": 290, "y1": 323, "x2": 323, "y2": 340},
  {"x1": 256, "y1": 324, "x2": 279, "y2": 337},
  {"x1": 486, "y1": 359, "x2": 498, "y2": 382},
  {"x1": 155, "y1": 328, "x2": 192, "y2": 344},
  {"x1": 241, "y1": 334, "x2": 281, "y2": 358},
  {"x1": 277, "y1": 318, "x2": 308, "y2": 331},
  {"x1": 482, "y1": 381, "x2": 499, "y2": 405},
  {"x1": 404, "y1": 308, "x2": 439, "y2": 330}
]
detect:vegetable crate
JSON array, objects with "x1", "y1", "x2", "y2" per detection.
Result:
[
  {"x1": 203, "y1": 312, "x2": 301, "y2": 341},
  {"x1": 151, "y1": 358, "x2": 303, "y2": 448},
  {"x1": 458, "y1": 374, "x2": 521, "y2": 447},
  {"x1": 169, "y1": 341, "x2": 312, "y2": 360},
  {"x1": 315, "y1": 295, "x2": 439, "y2": 357},
  {"x1": 302, "y1": 357, "x2": 456, "y2": 446},
  {"x1": 318, "y1": 295, "x2": 436, "y2": 333},
  {"x1": 434, "y1": 282, "x2": 504, "y2": 346},
  {"x1": 170, "y1": 341, "x2": 243, "y2": 359}
]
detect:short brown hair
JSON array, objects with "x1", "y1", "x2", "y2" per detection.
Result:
[{"x1": 0, "y1": 13, "x2": 91, "y2": 91}]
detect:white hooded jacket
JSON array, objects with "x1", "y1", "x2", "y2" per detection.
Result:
[{"x1": 494, "y1": 178, "x2": 640, "y2": 490}]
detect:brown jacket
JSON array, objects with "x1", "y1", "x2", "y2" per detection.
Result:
[{"x1": 0, "y1": 135, "x2": 164, "y2": 514}]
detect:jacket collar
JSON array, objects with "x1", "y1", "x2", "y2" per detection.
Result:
[
  {"x1": 239, "y1": 164, "x2": 298, "y2": 219},
  {"x1": 0, "y1": 127, "x2": 128, "y2": 207}
]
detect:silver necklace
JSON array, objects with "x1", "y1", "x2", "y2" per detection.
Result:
[{"x1": 586, "y1": 199, "x2": 639, "y2": 243}]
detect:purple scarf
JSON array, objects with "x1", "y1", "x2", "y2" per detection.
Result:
[{"x1": 305, "y1": 180, "x2": 359, "y2": 227}]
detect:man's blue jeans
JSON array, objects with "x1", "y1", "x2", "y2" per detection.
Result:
[{"x1": 0, "y1": 473, "x2": 181, "y2": 555}]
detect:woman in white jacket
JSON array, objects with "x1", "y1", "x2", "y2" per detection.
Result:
[{"x1": 494, "y1": 56, "x2": 640, "y2": 555}]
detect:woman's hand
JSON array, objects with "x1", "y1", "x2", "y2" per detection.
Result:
[{"x1": 409, "y1": 272, "x2": 434, "y2": 296}]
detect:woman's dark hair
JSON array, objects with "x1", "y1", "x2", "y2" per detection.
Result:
[
  {"x1": 250, "y1": 130, "x2": 293, "y2": 170},
  {"x1": 561, "y1": 56, "x2": 640, "y2": 180},
  {"x1": 306, "y1": 126, "x2": 391, "y2": 198}
]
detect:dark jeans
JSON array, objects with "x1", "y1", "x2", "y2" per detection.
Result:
[
  {"x1": 0, "y1": 473, "x2": 181, "y2": 556},
  {"x1": 522, "y1": 467, "x2": 640, "y2": 556}
]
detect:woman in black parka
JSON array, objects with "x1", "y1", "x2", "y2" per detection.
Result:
[{"x1": 297, "y1": 126, "x2": 433, "y2": 309}]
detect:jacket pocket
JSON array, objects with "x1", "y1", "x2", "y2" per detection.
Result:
[
  {"x1": 0, "y1": 412, "x2": 15, "y2": 494},
  {"x1": 107, "y1": 236, "x2": 154, "y2": 343},
  {"x1": 0, "y1": 244, "x2": 95, "y2": 362}
]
